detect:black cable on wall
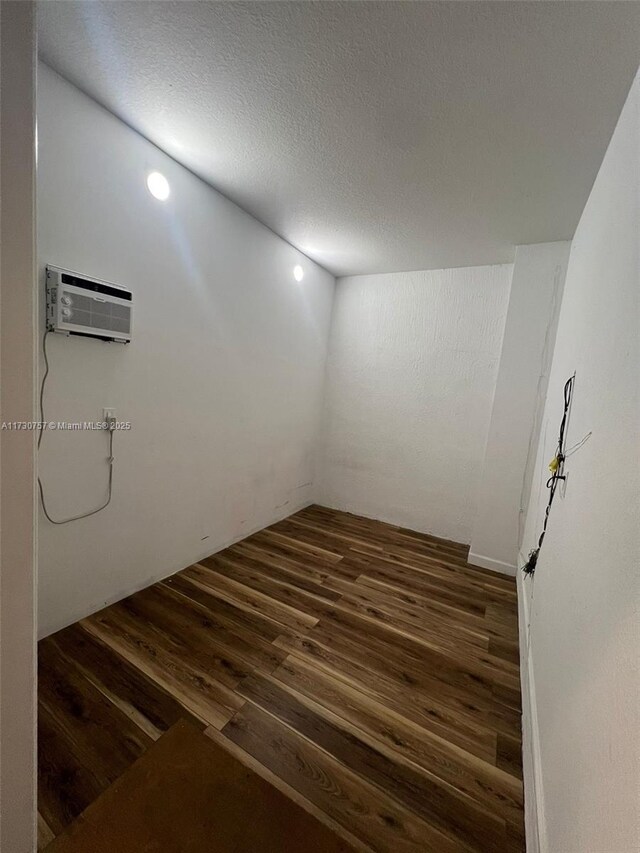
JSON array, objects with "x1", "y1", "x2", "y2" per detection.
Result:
[{"x1": 522, "y1": 373, "x2": 575, "y2": 576}]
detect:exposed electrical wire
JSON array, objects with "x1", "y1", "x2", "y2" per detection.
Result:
[
  {"x1": 564, "y1": 430, "x2": 592, "y2": 458},
  {"x1": 522, "y1": 373, "x2": 575, "y2": 575},
  {"x1": 38, "y1": 330, "x2": 115, "y2": 524}
]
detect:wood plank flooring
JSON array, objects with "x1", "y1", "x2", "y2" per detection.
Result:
[
  {"x1": 38, "y1": 505, "x2": 523, "y2": 852},
  {"x1": 45, "y1": 719, "x2": 355, "y2": 853}
]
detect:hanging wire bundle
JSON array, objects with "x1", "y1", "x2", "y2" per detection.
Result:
[{"x1": 522, "y1": 373, "x2": 575, "y2": 575}]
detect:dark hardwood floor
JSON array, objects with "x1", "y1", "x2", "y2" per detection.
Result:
[{"x1": 38, "y1": 505, "x2": 523, "y2": 852}]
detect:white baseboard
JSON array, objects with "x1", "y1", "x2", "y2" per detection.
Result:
[
  {"x1": 467, "y1": 551, "x2": 517, "y2": 576},
  {"x1": 517, "y1": 565, "x2": 546, "y2": 853}
]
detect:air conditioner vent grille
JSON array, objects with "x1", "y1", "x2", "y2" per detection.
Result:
[{"x1": 63, "y1": 291, "x2": 132, "y2": 335}]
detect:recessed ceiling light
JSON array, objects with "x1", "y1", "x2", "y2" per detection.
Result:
[
  {"x1": 146, "y1": 171, "x2": 170, "y2": 201},
  {"x1": 293, "y1": 265, "x2": 304, "y2": 282}
]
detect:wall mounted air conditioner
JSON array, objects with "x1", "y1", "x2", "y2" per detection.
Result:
[{"x1": 46, "y1": 265, "x2": 133, "y2": 343}]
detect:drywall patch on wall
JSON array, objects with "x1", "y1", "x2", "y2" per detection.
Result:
[
  {"x1": 521, "y1": 71, "x2": 639, "y2": 853},
  {"x1": 37, "y1": 65, "x2": 335, "y2": 638},
  {"x1": 469, "y1": 241, "x2": 570, "y2": 573},
  {"x1": 317, "y1": 265, "x2": 513, "y2": 543}
]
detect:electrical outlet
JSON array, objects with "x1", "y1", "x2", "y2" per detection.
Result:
[{"x1": 103, "y1": 408, "x2": 117, "y2": 429}]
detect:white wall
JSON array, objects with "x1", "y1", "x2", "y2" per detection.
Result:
[
  {"x1": 317, "y1": 265, "x2": 513, "y2": 543},
  {"x1": 520, "y1": 72, "x2": 639, "y2": 853},
  {"x1": 0, "y1": 4, "x2": 37, "y2": 850},
  {"x1": 37, "y1": 65, "x2": 335, "y2": 638},
  {"x1": 469, "y1": 242, "x2": 570, "y2": 574}
]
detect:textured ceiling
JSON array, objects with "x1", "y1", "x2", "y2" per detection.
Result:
[{"x1": 38, "y1": 1, "x2": 640, "y2": 277}]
